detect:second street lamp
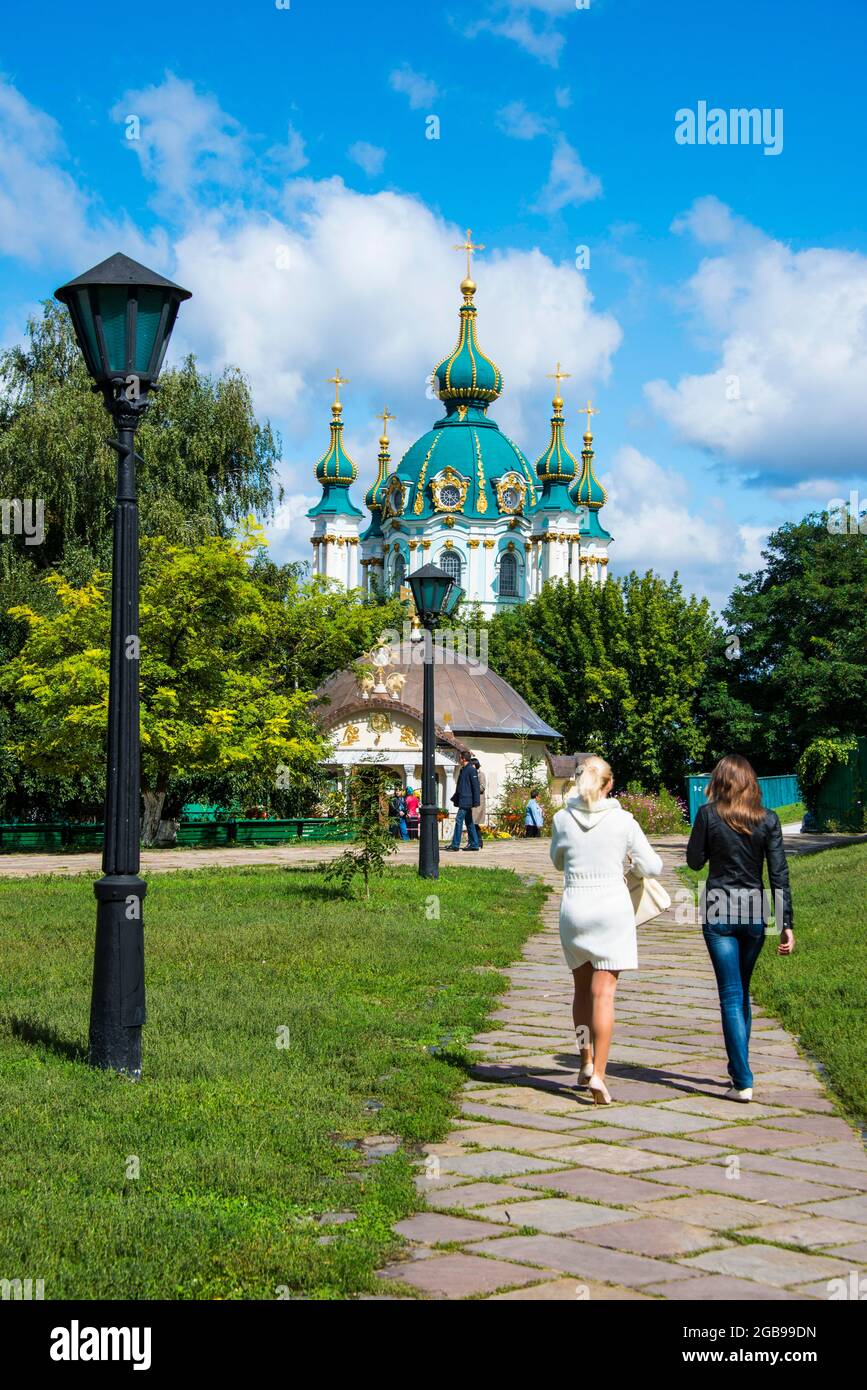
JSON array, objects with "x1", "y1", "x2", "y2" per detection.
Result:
[
  {"x1": 407, "y1": 563, "x2": 463, "y2": 880},
  {"x1": 55, "y1": 253, "x2": 191, "y2": 1078}
]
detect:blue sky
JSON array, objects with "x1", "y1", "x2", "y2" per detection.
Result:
[{"x1": 3, "y1": 0, "x2": 866, "y2": 608}]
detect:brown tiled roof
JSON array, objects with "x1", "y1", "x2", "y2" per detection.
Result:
[{"x1": 314, "y1": 651, "x2": 561, "y2": 740}]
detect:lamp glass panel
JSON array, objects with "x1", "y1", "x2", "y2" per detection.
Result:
[
  {"x1": 97, "y1": 286, "x2": 130, "y2": 373},
  {"x1": 134, "y1": 286, "x2": 167, "y2": 374},
  {"x1": 443, "y1": 583, "x2": 463, "y2": 616},
  {"x1": 74, "y1": 291, "x2": 100, "y2": 372}
]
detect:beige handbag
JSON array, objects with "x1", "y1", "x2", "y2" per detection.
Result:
[{"x1": 626, "y1": 868, "x2": 671, "y2": 926}]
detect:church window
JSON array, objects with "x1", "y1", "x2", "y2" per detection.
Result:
[
  {"x1": 392, "y1": 554, "x2": 406, "y2": 594},
  {"x1": 441, "y1": 551, "x2": 462, "y2": 586},
  {"x1": 499, "y1": 550, "x2": 519, "y2": 598}
]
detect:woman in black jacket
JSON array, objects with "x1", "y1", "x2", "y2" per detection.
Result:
[{"x1": 686, "y1": 755, "x2": 794, "y2": 1102}]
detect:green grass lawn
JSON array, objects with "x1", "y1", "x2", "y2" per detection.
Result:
[
  {"x1": 0, "y1": 864, "x2": 547, "y2": 1300},
  {"x1": 677, "y1": 843, "x2": 867, "y2": 1127},
  {"x1": 771, "y1": 800, "x2": 805, "y2": 823}
]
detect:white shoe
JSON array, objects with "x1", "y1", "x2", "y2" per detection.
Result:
[{"x1": 725, "y1": 1086, "x2": 753, "y2": 1103}]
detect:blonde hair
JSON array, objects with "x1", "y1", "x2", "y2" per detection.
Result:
[{"x1": 574, "y1": 755, "x2": 613, "y2": 802}]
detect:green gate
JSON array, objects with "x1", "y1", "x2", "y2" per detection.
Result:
[{"x1": 814, "y1": 737, "x2": 867, "y2": 832}]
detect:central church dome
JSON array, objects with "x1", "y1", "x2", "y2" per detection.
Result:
[{"x1": 389, "y1": 274, "x2": 538, "y2": 521}]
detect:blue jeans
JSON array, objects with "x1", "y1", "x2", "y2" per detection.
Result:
[
  {"x1": 702, "y1": 920, "x2": 766, "y2": 1090},
  {"x1": 396, "y1": 817, "x2": 409, "y2": 841},
  {"x1": 451, "y1": 807, "x2": 480, "y2": 849}
]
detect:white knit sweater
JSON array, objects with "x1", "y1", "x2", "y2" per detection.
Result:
[{"x1": 550, "y1": 796, "x2": 663, "y2": 972}]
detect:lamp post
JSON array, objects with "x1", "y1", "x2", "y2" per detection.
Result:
[
  {"x1": 55, "y1": 253, "x2": 191, "y2": 1077},
  {"x1": 407, "y1": 564, "x2": 464, "y2": 880}
]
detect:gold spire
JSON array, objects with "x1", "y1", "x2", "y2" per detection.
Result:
[
  {"x1": 327, "y1": 369, "x2": 350, "y2": 415},
  {"x1": 453, "y1": 227, "x2": 485, "y2": 301},
  {"x1": 379, "y1": 406, "x2": 395, "y2": 449},
  {"x1": 547, "y1": 361, "x2": 571, "y2": 414},
  {"x1": 580, "y1": 399, "x2": 598, "y2": 441}
]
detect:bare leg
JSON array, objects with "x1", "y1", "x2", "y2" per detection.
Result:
[
  {"x1": 572, "y1": 963, "x2": 594, "y2": 1068},
  {"x1": 589, "y1": 969, "x2": 620, "y2": 1083}
]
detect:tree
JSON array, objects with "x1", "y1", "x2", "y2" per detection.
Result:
[
  {"x1": 485, "y1": 574, "x2": 715, "y2": 789},
  {"x1": 0, "y1": 301, "x2": 281, "y2": 578},
  {"x1": 696, "y1": 513, "x2": 867, "y2": 769},
  {"x1": 0, "y1": 531, "x2": 328, "y2": 842}
]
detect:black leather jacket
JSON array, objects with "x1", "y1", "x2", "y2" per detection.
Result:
[{"x1": 686, "y1": 802, "x2": 793, "y2": 931}]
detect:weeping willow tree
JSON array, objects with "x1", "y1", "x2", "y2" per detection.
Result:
[{"x1": 0, "y1": 300, "x2": 282, "y2": 579}]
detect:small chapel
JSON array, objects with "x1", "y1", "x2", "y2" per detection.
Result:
[{"x1": 307, "y1": 233, "x2": 613, "y2": 824}]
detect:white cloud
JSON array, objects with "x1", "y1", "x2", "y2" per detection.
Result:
[
  {"x1": 268, "y1": 123, "x2": 309, "y2": 175},
  {"x1": 464, "y1": 1, "x2": 577, "y2": 67},
  {"x1": 603, "y1": 445, "x2": 768, "y2": 608},
  {"x1": 554, "y1": 86, "x2": 572, "y2": 110},
  {"x1": 647, "y1": 197, "x2": 867, "y2": 483},
  {"x1": 389, "y1": 64, "x2": 439, "y2": 110},
  {"x1": 496, "y1": 101, "x2": 552, "y2": 140},
  {"x1": 111, "y1": 73, "x2": 249, "y2": 206},
  {"x1": 348, "y1": 141, "x2": 386, "y2": 177},
  {"x1": 532, "y1": 136, "x2": 602, "y2": 214},
  {"x1": 0, "y1": 76, "x2": 162, "y2": 269}
]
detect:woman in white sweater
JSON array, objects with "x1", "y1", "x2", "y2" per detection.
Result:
[{"x1": 550, "y1": 756, "x2": 663, "y2": 1104}]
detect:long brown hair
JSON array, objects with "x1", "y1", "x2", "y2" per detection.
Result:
[{"x1": 706, "y1": 754, "x2": 765, "y2": 834}]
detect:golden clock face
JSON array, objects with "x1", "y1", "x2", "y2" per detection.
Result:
[
  {"x1": 501, "y1": 486, "x2": 520, "y2": 511},
  {"x1": 387, "y1": 483, "x2": 405, "y2": 515}
]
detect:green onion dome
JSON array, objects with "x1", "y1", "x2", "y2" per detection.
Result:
[
  {"x1": 315, "y1": 400, "x2": 357, "y2": 486},
  {"x1": 308, "y1": 373, "x2": 362, "y2": 519},
  {"x1": 535, "y1": 391, "x2": 579, "y2": 485},
  {"x1": 572, "y1": 425, "x2": 608, "y2": 509},
  {"x1": 431, "y1": 279, "x2": 504, "y2": 408}
]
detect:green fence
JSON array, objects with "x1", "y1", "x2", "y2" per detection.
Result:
[
  {"x1": 686, "y1": 773, "x2": 801, "y2": 824},
  {"x1": 0, "y1": 818, "x2": 357, "y2": 854},
  {"x1": 813, "y1": 737, "x2": 867, "y2": 832}
]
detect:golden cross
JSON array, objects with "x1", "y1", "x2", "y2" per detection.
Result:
[
  {"x1": 379, "y1": 407, "x2": 396, "y2": 436},
  {"x1": 453, "y1": 227, "x2": 485, "y2": 279},
  {"x1": 580, "y1": 399, "x2": 598, "y2": 433},
  {"x1": 547, "y1": 362, "x2": 571, "y2": 391},
  {"x1": 327, "y1": 370, "x2": 349, "y2": 406}
]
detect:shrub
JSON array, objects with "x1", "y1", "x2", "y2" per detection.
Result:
[{"x1": 617, "y1": 786, "x2": 689, "y2": 834}]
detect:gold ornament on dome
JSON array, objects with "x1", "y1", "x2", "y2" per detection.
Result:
[
  {"x1": 494, "y1": 471, "x2": 526, "y2": 515},
  {"x1": 431, "y1": 466, "x2": 469, "y2": 513},
  {"x1": 386, "y1": 671, "x2": 407, "y2": 701},
  {"x1": 384, "y1": 475, "x2": 406, "y2": 517}
]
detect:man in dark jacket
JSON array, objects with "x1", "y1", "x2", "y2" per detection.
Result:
[{"x1": 445, "y1": 751, "x2": 481, "y2": 851}]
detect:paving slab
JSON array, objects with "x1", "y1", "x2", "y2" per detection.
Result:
[
  {"x1": 488, "y1": 1278, "x2": 651, "y2": 1300},
  {"x1": 680, "y1": 1244, "x2": 855, "y2": 1288},
  {"x1": 378, "y1": 1253, "x2": 553, "y2": 1298},
  {"x1": 644, "y1": 1275, "x2": 815, "y2": 1301},
  {"x1": 437, "y1": 1151, "x2": 569, "y2": 1179},
  {"x1": 472, "y1": 1197, "x2": 643, "y2": 1234},
  {"x1": 536, "y1": 1142, "x2": 689, "y2": 1173},
  {"x1": 514, "y1": 1168, "x2": 690, "y2": 1204},
  {"x1": 391, "y1": 1213, "x2": 506, "y2": 1243},
  {"x1": 745, "y1": 1217, "x2": 867, "y2": 1249},
  {"x1": 425, "y1": 1181, "x2": 539, "y2": 1210},
  {"x1": 797, "y1": 1194, "x2": 867, "y2": 1223},
  {"x1": 638, "y1": 1194, "x2": 802, "y2": 1229},
  {"x1": 575, "y1": 1216, "x2": 727, "y2": 1257},
  {"x1": 464, "y1": 1234, "x2": 699, "y2": 1287}
]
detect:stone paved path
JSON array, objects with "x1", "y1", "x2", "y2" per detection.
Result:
[
  {"x1": 376, "y1": 839, "x2": 867, "y2": 1301},
  {"x1": 3, "y1": 826, "x2": 865, "y2": 1299}
]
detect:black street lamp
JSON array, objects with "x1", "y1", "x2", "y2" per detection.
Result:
[
  {"x1": 407, "y1": 564, "x2": 464, "y2": 880},
  {"x1": 55, "y1": 253, "x2": 191, "y2": 1077}
]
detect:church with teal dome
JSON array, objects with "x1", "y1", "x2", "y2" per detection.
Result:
[{"x1": 308, "y1": 232, "x2": 613, "y2": 612}]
